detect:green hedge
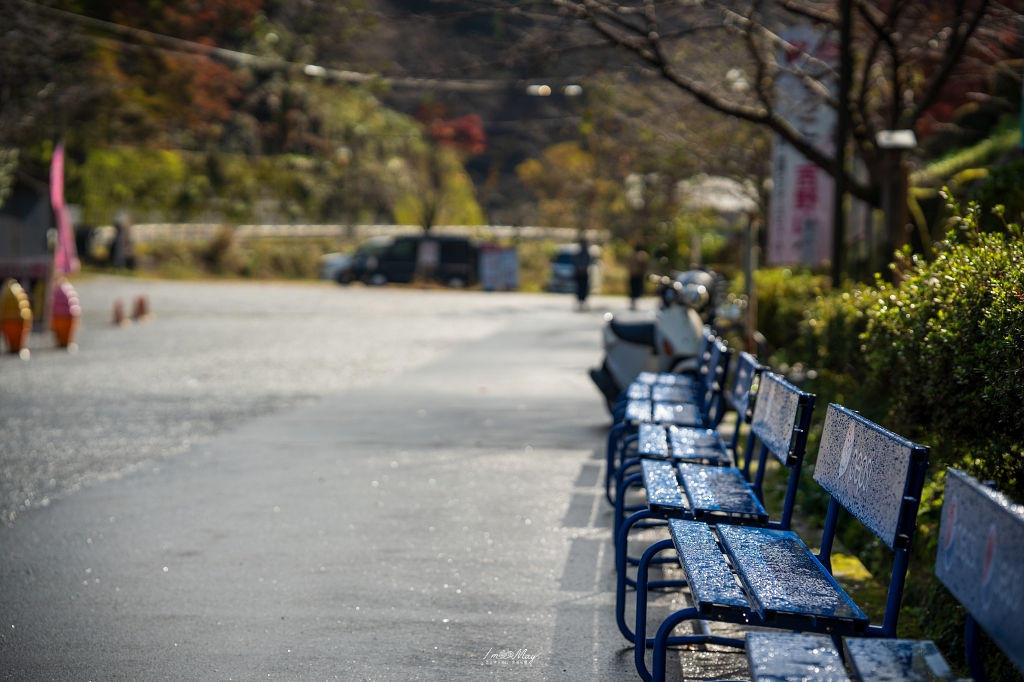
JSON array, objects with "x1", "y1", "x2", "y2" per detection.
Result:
[{"x1": 753, "y1": 199, "x2": 1024, "y2": 680}]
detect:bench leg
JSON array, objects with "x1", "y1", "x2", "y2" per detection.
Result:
[
  {"x1": 605, "y1": 423, "x2": 630, "y2": 504},
  {"x1": 616, "y1": 509, "x2": 652, "y2": 643},
  {"x1": 650, "y1": 610, "x2": 745, "y2": 682},
  {"x1": 634, "y1": 539, "x2": 677, "y2": 681},
  {"x1": 616, "y1": 510, "x2": 687, "y2": 642},
  {"x1": 965, "y1": 614, "x2": 989, "y2": 682},
  {"x1": 614, "y1": 469, "x2": 643, "y2": 535}
]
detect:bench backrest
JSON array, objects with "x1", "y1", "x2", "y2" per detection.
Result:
[
  {"x1": 749, "y1": 372, "x2": 811, "y2": 467},
  {"x1": 741, "y1": 371, "x2": 813, "y2": 531},
  {"x1": 725, "y1": 351, "x2": 761, "y2": 421},
  {"x1": 935, "y1": 468, "x2": 1024, "y2": 672},
  {"x1": 813, "y1": 405, "x2": 929, "y2": 637},
  {"x1": 813, "y1": 404, "x2": 929, "y2": 551},
  {"x1": 692, "y1": 326, "x2": 714, "y2": 385},
  {"x1": 698, "y1": 338, "x2": 730, "y2": 426}
]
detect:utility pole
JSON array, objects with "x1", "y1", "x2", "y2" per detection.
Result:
[
  {"x1": 831, "y1": 0, "x2": 853, "y2": 285},
  {"x1": 876, "y1": 129, "x2": 917, "y2": 273}
]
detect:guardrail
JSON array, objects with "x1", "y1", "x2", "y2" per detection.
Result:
[{"x1": 122, "y1": 223, "x2": 610, "y2": 244}]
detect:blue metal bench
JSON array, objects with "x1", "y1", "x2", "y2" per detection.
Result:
[
  {"x1": 930, "y1": 468, "x2": 1024, "y2": 681},
  {"x1": 614, "y1": 361, "x2": 793, "y2": 534},
  {"x1": 622, "y1": 351, "x2": 764, "y2": 477},
  {"x1": 605, "y1": 337, "x2": 731, "y2": 504},
  {"x1": 632, "y1": 403, "x2": 930, "y2": 682},
  {"x1": 608, "y1": 350, "x2": 761, "y2": 531},
  {"x1": 613, "y1": 327, "x2": 714, "y2": 421},
  {"x1": 613, "y1": 370, "x2": 813, "y2": 644},
  {"x1": 741, "y1": 467, "x2": 1024, "y2": 682},
  {"x1": 608, "y1": 351, "x2": 764, "y2": 562}
]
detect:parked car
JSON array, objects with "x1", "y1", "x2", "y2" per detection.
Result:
[
  {"x1": 334, "y1": 235, "x2": 478, "y2": 287},
  {"x1": 319, "y1": 252, "x2": 353, "y2": 281},
  {"x1": 546, "y1": 243, "x2": 603, "y2": 294}
]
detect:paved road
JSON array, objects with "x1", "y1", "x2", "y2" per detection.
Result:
[{"x1": 0, "y1": 278, "x2": 744, "y2": 681}]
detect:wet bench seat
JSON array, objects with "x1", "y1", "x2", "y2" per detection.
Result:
[
  {"x1": 626, "y1": 382, "x2": 651, "y2": 400},
  {"x1": 635, "y1": 371, "x2": 696, "y2": 387},
  {"x1": 651, "y1": 384, "x2": 694, "y2": 403},
  {"x1": 623, "y1": 400, "x2": 702, "y2": 427},
  {"x1": 746, "y1": 632, "x2": 851, "y2": 682},
  {"x1": 671, "y1": 520, "x2": 869, "y2": 633},
  {"x1": 637, "y1": 424, "x2": 732, "y2": 465},
  {"x1": 670, "y1": 425, "x2": 733, "y2": 465},
  {"x1": 845, "y1": 639, "x2": 958, "y2": 682},
  {"x1": 743, "y1": 634, "x2": 960, "y2": 682},
  {"x1": 639, "y1": 460, "x2": 768, "y2": 524}
]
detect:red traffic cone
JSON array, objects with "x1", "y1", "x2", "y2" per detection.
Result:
[
  {"x1": 112, "y1": 298, "x2": 130, "y2": 327},
  {"x1": 132, "y1": 294, "x2": 153, "y2": 321}
]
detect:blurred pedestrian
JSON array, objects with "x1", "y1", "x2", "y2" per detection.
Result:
[
  {"x1": 112, "y1": 211, "x2": 134, "y2": 269},
  {"x1": 572, "y1": 238, "x2": 592, "y2": 311},
  {"x1": 627, "y1": 243, "x2": 648, "y2": 310}
]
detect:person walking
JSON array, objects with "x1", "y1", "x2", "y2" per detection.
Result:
[
  {"x1": 627, "y1": 243, "x2": 648, "y2": 310},
  {"x1": 572, "y1": 238, "x2": 593, "y2": 311}
]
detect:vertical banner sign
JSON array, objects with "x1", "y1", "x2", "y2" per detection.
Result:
[
  {"x1": 49, "y1": 144, "x2": 80, "y2": 274},
  {"x1": 768, "y1": 27, "x2": 839, "y2": 267}
]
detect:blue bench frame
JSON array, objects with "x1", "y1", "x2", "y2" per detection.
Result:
[
  {"x1": 741, "y1": 468, "x2": 1023, "y2": 682},
  {"x1": 610, "y1": 350, "x2": 765, "y2": 516},
  {"x1": 614, "y1": 370, "x2": 814, "y2": 644},
  {"x1": 933, "y1": 468, "x2": 1024, "y2": 681},
  {"x1": 605, "y1": 337, "x2": 730, "y2": 505},
  {"x1": 632, "y1": 403, "x2": 930, "y2": 682},
  {"x1": 610, "y1": 351, "x2": 764, "y2": 527}
]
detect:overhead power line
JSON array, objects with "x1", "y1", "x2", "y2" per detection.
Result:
[{"x1": 18, "y1": 0, "x2": 584, "y2": 94}]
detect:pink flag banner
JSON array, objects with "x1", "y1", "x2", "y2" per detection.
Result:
[
  {"x1": 50, "y1": 143, "x2": 80, "y2": 274},
  {"x1": 766, "y1": 26, "x2": 838, "y2": 267}
]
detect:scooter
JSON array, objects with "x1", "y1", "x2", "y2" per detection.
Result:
[{"x1": 589, "y1": 269, "x2": 721, "y2": 413}]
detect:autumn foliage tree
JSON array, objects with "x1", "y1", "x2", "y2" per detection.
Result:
[{"x1": 395, "y1": 103, "x2": 487, "y2": 230}]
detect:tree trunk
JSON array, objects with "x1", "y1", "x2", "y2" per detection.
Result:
[{"x1": 877, "y1": 151, "x2": 910, "y2": 272}]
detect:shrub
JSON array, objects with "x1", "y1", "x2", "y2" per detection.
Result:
[
  {"x1": 754, "y1": 198, "x2": 1024, "y2": 680},
  {"x1": 862, "y1": 204, "x2": 1024, "y2": 500},
  {"x1": 750, "y1": 268, "x2": 832, "y2": 355}
]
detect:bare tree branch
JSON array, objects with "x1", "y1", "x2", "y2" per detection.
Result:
[
  {"x1": 774, "y1": 0, "x2": 839, "y2": 25},
  {"x1": 907, "y1": 0, "x2": 991, "y2": 126}
]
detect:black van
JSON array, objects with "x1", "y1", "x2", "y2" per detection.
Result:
[{"x1": 336, "y1": 235, "x2": 478, "y2": 286}]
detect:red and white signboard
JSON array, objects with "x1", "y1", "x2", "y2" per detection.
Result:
[{"x1": 767, "y1": 26, "x2": 838, "y2": 267}]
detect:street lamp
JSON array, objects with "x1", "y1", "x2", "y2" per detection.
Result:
[
  {"x1": 875, "y1": 129, "x2": 917, "y2": 273},
  {"x1": 876, "y1": 130, "x2": 917, "y2": 151}
]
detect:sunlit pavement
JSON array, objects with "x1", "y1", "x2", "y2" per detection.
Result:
[{"x1": 0, "y1": 277, "x2": 736, "y2": 681}]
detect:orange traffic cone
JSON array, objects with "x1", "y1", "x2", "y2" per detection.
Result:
[
  {"x1": 51, "y1": 278, "x2": 81, "y2": 348},
  {"x1": 1, "y1": 279, "x2": 32, "y2": 355}
]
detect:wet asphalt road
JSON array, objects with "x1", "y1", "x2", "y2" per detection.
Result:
[{"x1": 0, "y1": 277, "x2": 745, "y2": 681}]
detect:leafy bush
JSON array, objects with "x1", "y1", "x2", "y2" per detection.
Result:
[
  {"x1": 745, "y1": 268, "x2": 832, "y2": 355},
  {"x1": 754, "y1": 199, "x2": 1024, "y2": 679},
  {"x1": 862, "y1": 202, "x2": 1024, "y2": 498},
  {"x1": 861, "y1": 218, "x2": 1021, "y2": 678},
  {"x1": 968, "y1": 158, "x2": 1024, "y2": 233}
]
